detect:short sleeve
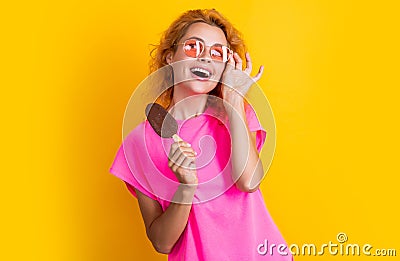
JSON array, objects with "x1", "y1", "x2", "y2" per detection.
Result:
[
  {"x1": 109, "y1": 143, "x2": 158, "y2": 201},
  {"x1": 245, "y1": 103, "x2": 267, "y2": 153}
]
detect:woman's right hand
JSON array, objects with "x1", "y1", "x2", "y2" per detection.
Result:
[{"x1": 168, "y1": 141, "x2": 198, "y2": 186}]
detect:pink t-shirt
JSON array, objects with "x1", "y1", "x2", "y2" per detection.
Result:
[{"x1": 110, "y1": 103, "x2": 293, "y2": 260}]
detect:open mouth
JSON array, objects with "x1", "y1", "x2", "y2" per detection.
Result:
[{"x1": 190, "y1": 67, "x2": 212, "y2": 79}]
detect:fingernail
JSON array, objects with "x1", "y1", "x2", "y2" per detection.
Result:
[
  {"x1": 187, "y1": 143, "x2": 191, "y2": 147},
  {"x1": 195, "y1": 151, "x2": 198, "y2": 156}
]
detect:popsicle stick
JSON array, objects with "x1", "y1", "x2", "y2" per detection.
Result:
[{"x1": 172, "y1": 134, "x2": 183, "y2": 142}]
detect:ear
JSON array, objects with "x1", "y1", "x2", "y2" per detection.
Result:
[{"x1": 166, "y1": 51, "x2": 173, "y2": 64}]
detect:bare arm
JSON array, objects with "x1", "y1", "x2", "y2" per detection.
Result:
[
  {"x1": 135, "y1": 141, "x2": 198, "y2": 254},
  {"x1": 135, "y1": 186, "x2": 195, "y2": 254},
  {"x1": 227, "y1": 98, "x2": 264, "y2": 192},
  {"x1": 222, "y1": 52, "x2": 265, "y2": 193}
]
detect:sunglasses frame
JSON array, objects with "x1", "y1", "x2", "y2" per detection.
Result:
[{"x1": 175, "y1": 38, "x2": 233, "y2": 63}]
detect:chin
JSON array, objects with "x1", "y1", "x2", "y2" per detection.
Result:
[{"x1": 182, "y1": 80, "x2": 217, "y2": 95}]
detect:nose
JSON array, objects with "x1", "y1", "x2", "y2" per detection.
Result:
[
  {"x1": 198, "y1": 46, "x2": 212, "y2": 63},
  {"x1": 199, "y1": 57, "x2": 212, "y2": 63}
]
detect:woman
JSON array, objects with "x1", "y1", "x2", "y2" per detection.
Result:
[{"x1": 110, "y1": 9, "x2": 293, "y2": 260}]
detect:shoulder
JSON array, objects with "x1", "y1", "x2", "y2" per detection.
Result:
[
  {"x1": 124, "y1": 120, "x2": 148, "y2": 143},
  {"x1": 123, "y1": 120, "x2": 163, "y2": 155}
]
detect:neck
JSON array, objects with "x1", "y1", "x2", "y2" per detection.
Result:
[{"x1": 168, "y1": 92, "x2": 208, "y2": 120}]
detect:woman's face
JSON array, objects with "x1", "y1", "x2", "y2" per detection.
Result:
[{"x1": 167, "y1": 22, "x2": 228, "y2": 96}]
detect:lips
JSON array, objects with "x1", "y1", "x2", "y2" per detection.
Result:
[{"x1": 190, "y1": 67, "x2": 212, "y2": 79}]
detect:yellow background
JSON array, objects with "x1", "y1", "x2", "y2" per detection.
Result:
[{"x1": 2, "y1": 0, "x2": 399, "y2": 260}]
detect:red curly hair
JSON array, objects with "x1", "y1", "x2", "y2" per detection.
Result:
[{"x1": 149, "y1": 9, "x2": 247, "y2": 108}]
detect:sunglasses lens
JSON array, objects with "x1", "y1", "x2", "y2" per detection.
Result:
[
  {"x1": 211, "y1": 45, "x2": 232, "y2": 62},
  {"x1": 182, "y1": 39, "x2": 232, "y2": 62},
  {"x1": 183, "y1": 39, "x2": 204, "y2": 58},
  {"x1": 210, "y1": 46, "x2": 224, "y2": 61}
]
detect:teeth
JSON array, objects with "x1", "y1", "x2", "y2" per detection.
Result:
[{"x1": 191, "y1": 67, "x2": 211, "y2": 77}]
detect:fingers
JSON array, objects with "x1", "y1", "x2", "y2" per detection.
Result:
[
  {"x1": 170, "y1": 143, "x2": 196, "y2": 158},
  {"x1": 244, "y1": 52, "x2": 252, "y2": 75},
  {"x1": 171, "y1": 153, "x2": 194, "y2": 173},
  {"x1": 252, "y1": 65, "x2": 264, "y2": 82},
  {"x1": 169, "y1": 144, "x2": 196, "y2": 166},
  {"x1": 226, "y1": 53, "x2": 235, "y2": 71},
  {"x1": 169, "y1": 152, "x2": 195, "y2": 172},
  {"x1": 223, "y1": 52, "x2": 264, "y2": 89},
  {"x1": 169, "y1": 141, "x2": 192, "y2": 155},
  {"x1": 233, "y1": 52, "x2": 242, "y2": 70},
  {"x1": 228, "y1": 52, "x2": 235, "y2": 68},
  {"x1": 168, "y1": 141, "x2": 197, "y2": 170}
]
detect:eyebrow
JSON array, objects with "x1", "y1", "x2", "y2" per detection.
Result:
[
  {"x1": 184, "y1": 36, "x2": 204, "y2": 42},
  {"x1": 183, "y1": 36, "x2": 225, "y2": 46}
]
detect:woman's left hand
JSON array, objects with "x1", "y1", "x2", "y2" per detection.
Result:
[{"x1": 221, "y1": 52, "x2": 264, "y2": 106}]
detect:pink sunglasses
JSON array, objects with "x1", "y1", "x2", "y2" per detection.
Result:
[{"x1": 176, "y1": 38, "x2": 233, "y2": 63}]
